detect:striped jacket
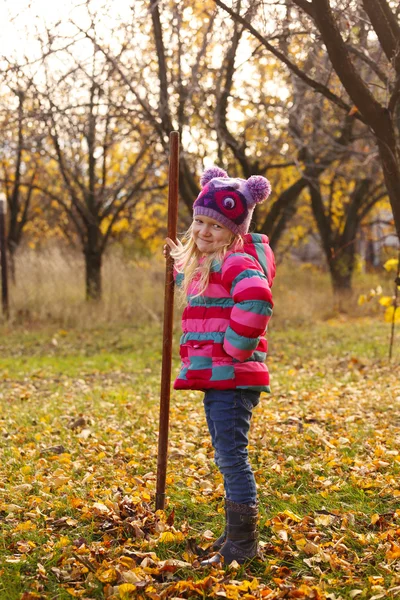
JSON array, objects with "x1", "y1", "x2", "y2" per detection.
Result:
[{"x1": 174, "y1": 233, "x2": 275, "y2": 392}]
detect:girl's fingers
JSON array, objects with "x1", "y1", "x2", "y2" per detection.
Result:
[{"x1": 165, "y1": 237, "x2": 180, "y2": 250}]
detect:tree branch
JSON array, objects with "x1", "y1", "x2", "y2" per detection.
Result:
[
  {"x1": 303, "y1": 0, "x2": 386, "y2": 130},
  {"x1": 362, "y1": 0, "x2": 400, "y2": 74},
  {"x1": 213, "y1": 0, "x2": 361, "y2": 119}
]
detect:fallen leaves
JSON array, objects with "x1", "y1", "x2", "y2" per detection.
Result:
[{"x1": 1, "y1": 321, "x2": 400, "y2": 598}]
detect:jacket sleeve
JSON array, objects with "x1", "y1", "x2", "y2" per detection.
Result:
[
  {"x1": 173, "y1": 264, "x2": 184, "y2": 288},
  {"x1": 221, "y1": 254, "x2": 273, "y2": 362}
]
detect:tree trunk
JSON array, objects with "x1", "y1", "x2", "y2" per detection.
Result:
[
  {"x1": 376, "y1": 136, "x2": 400, "y2": 239},
  {"x1": 8, "y1": 241, "x2": 17, "y2": 285},
  {"x1": 84, "y1": 249, "x2": 102, "y2": 301},
  {"x1": 327, "y1": 245, "x2": 356, "y2": 297},
  {"x1": 309, "y1": 181, "x2": 358, "y2": 297},
  {"x1": 84, "y1": 223, "x2": 103, "y2": 300},
  {"x1": 365, "y1": 238, "x2": 377, "y2": 272}
]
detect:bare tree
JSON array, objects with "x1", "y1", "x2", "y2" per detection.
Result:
[
  {"x1": 0, "y1": 75, "x2": 44, "y2": 280},
  {"x1": 36, "y1": 25, "x2": 159, "y2": 299}
]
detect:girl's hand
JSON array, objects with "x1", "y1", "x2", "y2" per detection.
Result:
[{"x1": 163, "y1": 237, "x2": 182, "y2": 258}]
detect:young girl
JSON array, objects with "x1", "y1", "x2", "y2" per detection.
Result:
[{"x1": 165, "y1": 166, "x2": 275, "y2": 566}]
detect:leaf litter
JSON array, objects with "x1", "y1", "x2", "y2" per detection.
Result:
[{"x1": 0, "y1": 322, "x2": 400, "y2": 599}]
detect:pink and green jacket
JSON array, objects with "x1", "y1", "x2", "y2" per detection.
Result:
[{"x1": 174, "y1": 233, "x2": 275, "y2": 392}]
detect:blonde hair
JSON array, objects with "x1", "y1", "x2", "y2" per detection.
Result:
[{"x1": 171, "y1": 224, "x2": 243, "y2": 299}]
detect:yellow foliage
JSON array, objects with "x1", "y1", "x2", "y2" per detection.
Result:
[
  {"x1": 357, "y1": 294, "x2": 367, "y2": 306},
  {"x1": 112, "y1": 218, "x2": 130, "y2": 233},
  {"x1": 14, "y1": 520, "x2": 36, "y2": 532},
  {"x1": 159, "y1": 530, "x2": 185, "y2": 544},
  {"x1": 384, "y1": 306, "x2": 400, "y2": 323},
  {"x1": 118, "y1": 583, "x2": 137, "y2": 598},
  {"x1": 55, "y1": 536, "x2": 70, "y2": 548},
  {"x1": 386, "y1": 543, "x2": 400, "y2": 560},
  {"x1": 95, "y1": 566, "x2": 118, "y2": 583},
  {"x1": 384, "y1": 258, "x2": 399, "y2": 272},
  {"x1": 379, "y1": 296, "x2": 393, "y2": 307}
]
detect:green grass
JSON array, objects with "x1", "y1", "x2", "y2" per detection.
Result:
[{"x1": 1, "y1": 316, "x2": 400, "y2": 599}]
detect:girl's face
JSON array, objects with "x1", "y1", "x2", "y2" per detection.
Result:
[{"x1": 192, "y1": 216, "x2": 233, "y2": 254}]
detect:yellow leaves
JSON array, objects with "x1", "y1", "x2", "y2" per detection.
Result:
[
  {"x1": 51, "y1": 475, "x2": 71, "y2": 489},
  {"x1": 221, "y1": 578, "x2": 259, "y2": 599},
  {"x1": 141, "y1": 490, "x2": 151, "y2": 502},
  {"x1": 278, "y1": 509, "x2": 302, "y2": 523},
  {"x1": 2, "y1": 320, "x2": 400, "y2": 599},
  {"x1": 117, "y1": 583, "x2": 137, "y2": 598},
  {"x1": 69, "y1": 497, "x2": 84, "y2": 509},
  {"x1": 386, "y1": 543, "x2": 400, "y2": 561},
  {"x1": 158, "y1": 530, "x2": 185, "y2": 544},
  {"x1": 384, "y1": 258, "x2": 399, "y2": 272},
  {"x1": 55, "y1": 536, "x2": 70, "y2": 549},
  {"x1": 112, "y1": 218, "x2": 130, "y2": 233},
  {"x1": 370, "y1": 513, "x2": 380, "y2": 525},
  {"x1": 357, "y1": 294, "x2": 367, "y2": 306},
  {"x1": 95, "y1": 565, "x2": 118, "y2": 583},
  {"x1": 14, "y1": 520, "x2": 36, "y2": 532},
  {"x1": 358, "y1": 286, "x2": 382, "y2": 306},
  {"x1": 379, "y1": 295, "x2": 393, "y2": 307},
  {"x1": 100, "y1": 216, "x2": 131, "y2": 236},
  {"x1": 358, "y1": 274, "x2": 399, "y2": 324},
  {"x1": 384, "y1": 306, "x2": 400, "y2": 323}
]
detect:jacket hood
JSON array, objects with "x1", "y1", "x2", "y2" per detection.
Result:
[{"x1": 238, "y1": 233, "x2": 276, "y2": 286}]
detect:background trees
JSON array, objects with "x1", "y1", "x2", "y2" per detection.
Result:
[
  {"x1": 214, "y1": 0, "x2": 400, "y2": 238},
  {"x1": 0, "y1": 73, "x2": 44, "y2": 280},
  {"x1": 0, "y1": 0, "x2": 398, "y2": 302}
]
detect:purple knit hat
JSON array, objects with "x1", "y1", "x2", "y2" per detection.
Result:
[{"x1": 193, "y1": 166, "x2": 272, "y2": 236}]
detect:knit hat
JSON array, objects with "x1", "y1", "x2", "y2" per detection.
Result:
[{"x1": 193, "y1": 166, "x2": 271, "y2": 236}]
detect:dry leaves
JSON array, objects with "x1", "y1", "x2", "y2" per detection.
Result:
[{"x1": 1, "y1": 322, "x2": 400, "y2": 598}]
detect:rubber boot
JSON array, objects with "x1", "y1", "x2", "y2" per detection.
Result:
[
  {"x1": 212, "y1": 528, "x2": 226, "y2": 551},
  {"x1": 201, "y1": 499, "x2": 258, "y2": 566},
  {"x1": 211, "y1": 499, "x2": 227, "y2": 551}
]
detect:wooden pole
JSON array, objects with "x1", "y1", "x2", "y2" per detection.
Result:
[
  {"x1": 0, "y1": 194, "x2": 9, "y2": 319},
  {"x1": 155, "y1": 131, "x2": 179, "y2": 511},
  {"x1": 389, "y1": 248, "x2": 400, "y2": 361}
]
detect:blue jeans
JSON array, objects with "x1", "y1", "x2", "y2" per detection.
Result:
[{"x1": 203, "y1": 389, "x2": 260, "y2": 505}]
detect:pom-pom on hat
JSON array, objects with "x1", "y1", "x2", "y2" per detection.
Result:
[{"x1": 193, "y1": 166, "x2": 271, "y2": 236}]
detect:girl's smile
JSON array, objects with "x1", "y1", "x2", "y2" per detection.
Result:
[{"x1": 192, "y1": 216, "x2": 232, "y2": 253}]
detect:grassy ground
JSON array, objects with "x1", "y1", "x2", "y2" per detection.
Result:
[{"x1": 1, "y1": 315, "x2": 400, "y2": 600}]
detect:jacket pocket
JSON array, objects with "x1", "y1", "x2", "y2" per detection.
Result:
[{"x1": 180, "y1": 340, "x2": 214, "y2": 377}]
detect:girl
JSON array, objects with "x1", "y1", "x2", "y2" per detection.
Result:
[{"x1": 165, "y1": 166, "x2": 275, "y2": 566}]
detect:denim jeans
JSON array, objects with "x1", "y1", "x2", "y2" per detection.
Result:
[{"x1": 203, "y1": 388, "x2": 260, "y2": 505}]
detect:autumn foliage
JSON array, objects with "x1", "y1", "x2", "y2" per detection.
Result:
[{"x1": 1, "y1": 316, "x2": 400, "y2": 599}]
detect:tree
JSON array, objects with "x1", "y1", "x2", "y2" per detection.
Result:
[
  {"x1": 284, "y1": 48, "x2": 389, "y2": 293},
  {"x1": 85, "y1": 0, "x2": 303, "y2": 238},
  {"x1": 214, "y1": 0, "x2": 400, "y2": 241},
  {"x1": 36, "y1": 23, "x2": 158, "y2": 299},
  {"x1": 0, "y1": 76, "x2": 44, "y2": 280}
]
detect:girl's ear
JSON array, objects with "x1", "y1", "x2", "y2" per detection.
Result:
[{"x1": 200, "y1": 166, "x2": 228, "y2": 187}]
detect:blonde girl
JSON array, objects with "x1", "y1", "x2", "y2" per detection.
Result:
[{"x1": 165, "y1": 166, "x2": 275, "y2": 566}]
